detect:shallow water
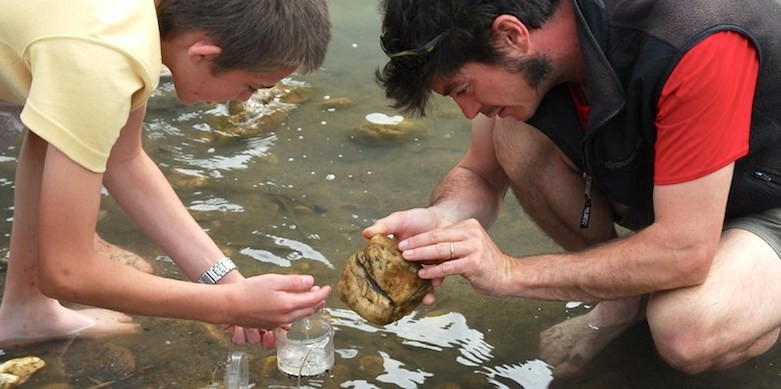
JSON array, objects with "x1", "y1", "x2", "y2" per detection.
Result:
[{"x1": 1, "y1": 1, "x2": 781, "y2": 388}]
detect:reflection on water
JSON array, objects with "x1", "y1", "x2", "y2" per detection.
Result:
[
  {"x1": 332, "y1": 308, "x2": 553, "y2": 389},
  {"x1": 242, "y1": 232, "x2": 333, "y2": 269},
  {"x1": 2, "y1": 0, "x2": 781, "y2": 388}
]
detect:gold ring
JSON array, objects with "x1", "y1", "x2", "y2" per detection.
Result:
[{"x1": 449, "y1": 242, "x2": 455, "y2": 260}]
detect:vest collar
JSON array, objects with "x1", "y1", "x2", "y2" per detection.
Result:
[{"x1": 571, "y1": 0, "x2": 625, "y2": 132}]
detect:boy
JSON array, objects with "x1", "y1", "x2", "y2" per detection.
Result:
[{"x1": 0, "y1": 0, "x2": 332, "y2": 349}]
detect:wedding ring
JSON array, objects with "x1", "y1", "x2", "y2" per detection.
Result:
[{"x1": 449, "y1": 242, "x2": 455, "y2": 260}]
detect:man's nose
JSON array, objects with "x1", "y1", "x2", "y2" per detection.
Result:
[{"x1": 453, "y1": 96, "x2": 481, "y2": 119}]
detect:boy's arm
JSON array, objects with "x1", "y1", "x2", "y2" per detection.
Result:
[
  {"x1": 101, "y1": 106, "x2": 233, "y2": 282},
  {"x1": 37, "y1": 106, "x2": 329, "y2": 329}
]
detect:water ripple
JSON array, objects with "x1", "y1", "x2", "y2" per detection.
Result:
[
  {"x1": 329, "y1": 309, "x2": 494, "y2": 367},
  {"x1": 241, "y1": 232, "x2": 333, "y2": 268}
]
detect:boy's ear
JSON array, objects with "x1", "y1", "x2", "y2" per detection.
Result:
[{"x1": 188, "y1": 39, "x2": 223, "y2": 63}]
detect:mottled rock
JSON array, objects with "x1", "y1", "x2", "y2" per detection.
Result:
[
  {"x1": 352, "y1": 113, "x2": 428, "y2": 145},
  {"x1": 337, "y1": 234, "x2": 431, "y2": 325},
  {"x1": 316, "y1": 97, "x2": 353, "y2": 111},
  {"x1": 206, "y1": 78, "x2": 313, "y2": 140},
  {"x1": 0, "y1": 356, "x2": 46, "y2": 389}
]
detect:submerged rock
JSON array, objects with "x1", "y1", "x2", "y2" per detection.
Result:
[
  {"x1": 0, "y1": 356, "x2": 46, "y2": 389},
  {"x1": 316, "y1": 96, "x2": 353, "y2": 111},
  {"x1": 352, "y1": 113, "x2": 428, "y2": 145},
  {"x1": 206, "y1": 78, "x2": 313, "y2": 141},
  {"x1": 167, "y1": 169, "x2": 210, "y2": 191}
]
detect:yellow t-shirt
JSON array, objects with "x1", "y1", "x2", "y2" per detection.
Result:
[{"x1": 0, "y1": 0, "x2": 162, "y2": 172}]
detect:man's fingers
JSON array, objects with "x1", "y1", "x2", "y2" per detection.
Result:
[{"x1": 363, "y1": 223, "x2": 388, "y2": 239}]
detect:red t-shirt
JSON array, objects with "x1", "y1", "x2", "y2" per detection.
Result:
[{"x1": 570, "y1": 31, "x2": 758, "y2": 185}]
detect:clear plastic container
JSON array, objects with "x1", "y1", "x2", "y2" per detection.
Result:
[
  {"x1": 224, "y1": 351, "x2": 249, "y2": 389},
  {"x1": 275, "y1": 314, "x2": 335, "y2": 377}
]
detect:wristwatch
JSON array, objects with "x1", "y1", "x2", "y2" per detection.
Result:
[{"x1": 198, "y1": 257, "x2": 237, "y2": 284}]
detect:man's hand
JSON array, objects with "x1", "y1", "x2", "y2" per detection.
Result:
[
  {"x1": 363, "y1": 207, "x2": 446, "y2": 242},
  {"x1": 398, "y1": 218, "x2": 513, "y2": 298}
]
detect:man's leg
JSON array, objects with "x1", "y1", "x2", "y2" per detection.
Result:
[
  {"x1": 538, "y1": 297, "x2": 645, "y2": 376},
  {"x1": 648, "y1": 225, "x2": 781, "y2": 373},
  {"x1": 491, "y1": 119, "x2": 640, "y2": 375},
  {"x1": 492, "y1": 119, "x2": 616, "y2": 251}
]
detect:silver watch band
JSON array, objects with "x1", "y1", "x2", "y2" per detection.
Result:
[{"x1": 198, "y1": 257, "x2": 237, "y2": 284}]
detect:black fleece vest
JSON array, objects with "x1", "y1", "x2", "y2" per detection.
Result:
[{"x1": 528, "y1": 0, "x2": 781, "y2": 230}]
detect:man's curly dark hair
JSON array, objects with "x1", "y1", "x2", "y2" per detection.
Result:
[{"x1": 376, "y1": 0, "x2": 560, "y2": 116}]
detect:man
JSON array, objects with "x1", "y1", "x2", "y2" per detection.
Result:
[
  {"x1": 0, "y1": 0, "x2": 332, "y2": 349},
  {"x1": 365, "y1": 0, "x2": 781, "y2": 377}
]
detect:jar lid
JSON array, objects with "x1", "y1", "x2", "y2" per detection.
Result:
[{"x1": 224, "y1": 351, "x2": 249, "y2": 389}]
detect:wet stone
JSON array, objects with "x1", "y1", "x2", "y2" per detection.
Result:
[
  {"x1": 0, "y1": 356, "x2": 46, "y2": 389},
  {"x1": 316, "y1": 97, "x2": 353, "y2": 111},
  {"x1": 167, "y1": 169, "x2": 210, "y2": 191},
  {"x1": 205, "y1": 78, "x2": 314, "y2": 141},
  {"x1": 337, "y1": 234, "x2": 432, "y2": 325},
  {"x1": 259, "y1": 355, "x2": 278, "y2": 376},
  {"x1": 352, "y1": 113, "x2": 428, "y2": 145},
  {"x1": 357, "y1": 354, "x2": 384, "y2": 376}
]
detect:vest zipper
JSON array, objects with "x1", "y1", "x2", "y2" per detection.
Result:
[
  {"x1": 580, "y1": 172, "x2": 592, "y2": 228},
  {"x1": 579, "y1": 101, "x2": 623, "y2": 230},
  {"x1": 754, "y1": 171, "x2": 774, "y2": 182}
]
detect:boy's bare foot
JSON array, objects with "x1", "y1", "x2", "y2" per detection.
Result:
[
  {"x1": 0, "y1": 304, "x2": 140, "y2": 350},
  {"x1": 0, "y1": 236, "x2": 148, "y2": 350},
  {"x1": 538, "y1": 298, "x2": 645, "y2": 377},
  {"x1": 93, "y1": 234, "x2": 153, "y2": 273}
]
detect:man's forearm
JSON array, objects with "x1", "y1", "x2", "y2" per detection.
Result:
[
  {"x1": 429, "y1": 166, "x2": 508, "y2": 228},
  {"x1": 506, "y1": 224, "x2": 713, "y2": 302}
]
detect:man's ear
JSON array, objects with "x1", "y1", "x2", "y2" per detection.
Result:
[
  {"x1": 492, "y1": 15, "x2": 531, "y2": 55},
  {"x1": 188, "y1": 39, "x2": 223, "y2": 63}
]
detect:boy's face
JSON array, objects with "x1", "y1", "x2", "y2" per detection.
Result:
[
  {"x1": 172, "y1": 66, "x2": 297, "y2": 105},
  {"x1": 161, "y1": 32, "x2": 297, "y2": 105}
]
